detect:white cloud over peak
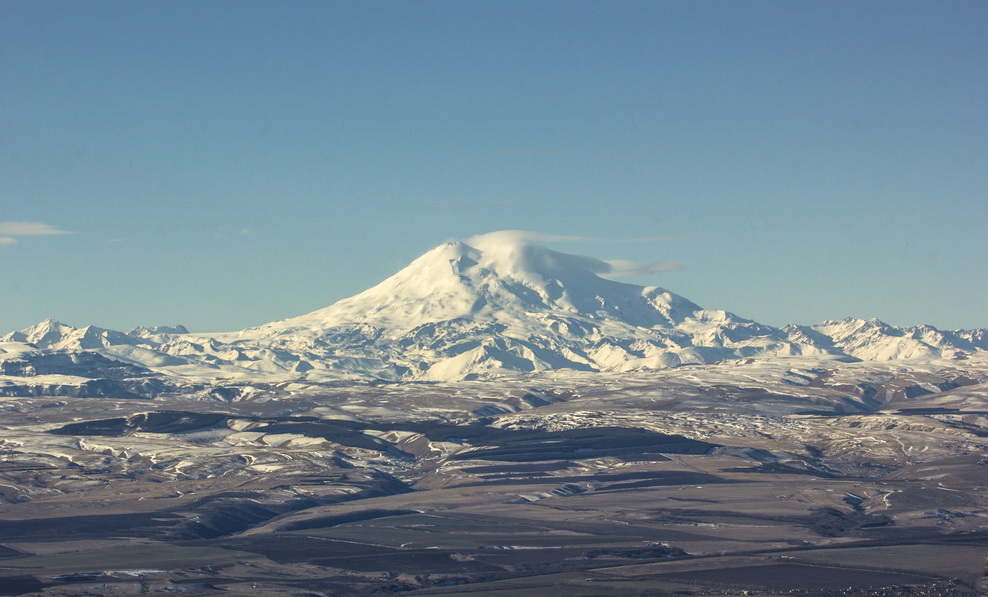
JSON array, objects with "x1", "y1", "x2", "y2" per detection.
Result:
[
  {"x1": 463, "y1": 230, "x2": 685, "y2": 280},
  {"x1": 465, "y1": 230, "x2": 587, "y2": 245}
]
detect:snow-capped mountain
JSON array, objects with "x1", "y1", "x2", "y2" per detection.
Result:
[
  {"x1": 3, "y1": 232, "x2": 986, "y2": 386},
  {"x1": 797, "y1": 318, "x2": 988, "y2": 361},
  {"x1": 239, "y1": 232, "x2": 826, "y2": 379}
]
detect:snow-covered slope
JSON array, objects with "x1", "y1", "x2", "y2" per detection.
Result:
[
  {"x1": 3, "y1": 232, "x2": 986, "y2": 384},
  {"x1": 802, "y1": 318, "x2": 988, "y2": 360},
  {"x1": 230, "y1": 232, "x2": 825, "y2": 379}
]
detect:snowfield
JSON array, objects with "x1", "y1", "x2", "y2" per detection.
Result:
[
  {"x1": 0, "y1": 233, "x2": 986, "y2": 595},
  {"x1": 3, "y1": 233, "x2": 985, "y2": 392}
]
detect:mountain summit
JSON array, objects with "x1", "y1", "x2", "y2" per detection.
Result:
[
  {"x1": 235, "y1": 231, "x2": 812, "y2": 379},
  {"x1": 4, "y1": 232, "x2": 986, "y2": 383},
  {"x1": 256, "y1": 231, "x2": 700, "y2": 336}
]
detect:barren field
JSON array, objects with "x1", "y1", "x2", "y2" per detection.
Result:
[{"x1": 0, "y1": 356, "x2": 986, "y2": 595}]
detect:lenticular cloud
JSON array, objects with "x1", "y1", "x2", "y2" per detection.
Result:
[
  {"x1": 463, "y1": 230, "x2": 683, "y2": 279},
  {"x1": 598, "y1": 259, "x2": 685, "y2": 278}
]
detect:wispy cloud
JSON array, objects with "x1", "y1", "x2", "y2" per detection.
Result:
[
  {"x1": 466, "y1": 230, "x2": 697, "y2": 245},
  {"x1": 613, "y1": 234, "x2": 704, "y2": 243},
  {"x1": 466, "y1": 230, "x2": 587, "y2": 245},
  {"x1": 0, "y1": 221, "x2": 73, "y2": 236},
  {"x1": 0, "y1": 222, "x2": 73, "y2": 247},
  {"x1": 599, "y1": 259, "x2": 685, "y2": 278},
  {"x1": 464, "y1": 230, "x2": 687, "y2": 280}
]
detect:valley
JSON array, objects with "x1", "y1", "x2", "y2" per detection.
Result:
[
  {"x1": 1, "y1": 235, "x2": 986, "y2": 595},
  {"x1": 0, "y1": 355, "x2": 985, "y2": 596}
]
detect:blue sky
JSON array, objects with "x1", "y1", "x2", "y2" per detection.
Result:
[{"x1": 2, "y1": 1, "x2": 986, "y2": 333}]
